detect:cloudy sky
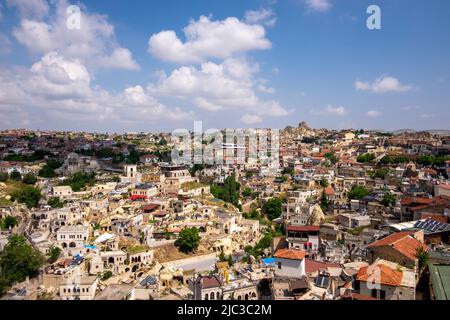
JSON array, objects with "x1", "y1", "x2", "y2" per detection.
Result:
[{"x1": 0, "y1": 0, "x2": 449, "y2": 133}]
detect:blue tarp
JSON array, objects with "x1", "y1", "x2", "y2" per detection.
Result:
[{"x1": 262, "y1": 258, "x2": 276, "y2": 266}]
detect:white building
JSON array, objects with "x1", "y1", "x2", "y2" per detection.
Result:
[{"x1": 274, "y1": 249, "x2": 306, "y2": 279}]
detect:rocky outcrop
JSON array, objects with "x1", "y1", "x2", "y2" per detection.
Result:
[{"x1": 308, "y1": 205, "x2": 325, "y2": 226}]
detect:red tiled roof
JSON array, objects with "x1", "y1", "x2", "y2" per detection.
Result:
[
  {"x1": 142, "y1": 203, "x2": 160, "y2": 211},
  {"x1": 287, "y1": 226, "x2": 320, "y2": 232},
  {"x1": 400, "y1": 197, "x2": 433, "y2": 206},
  {"x1": 305, "y1": 259, "x2": 341, "y2": 274},
  {"x1": 357, "y1": 264, "x2": 403, "y2": 287},
  {"x1": 324, "y1": 186, "x2": 335, "y2": 196},
  {"x1": 368, "y1": 232, "x2": 429, "y2": 261},
  {"x1": 274, "y1": 249, "x2": 307, "y2": 260},
  {"x1": 201, "y1": 276, "x2": 222, "y2": 289}
]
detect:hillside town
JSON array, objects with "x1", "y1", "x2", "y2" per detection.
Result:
[{"x1": 0, "y1": 122, "x2": 449, "y2": 301}]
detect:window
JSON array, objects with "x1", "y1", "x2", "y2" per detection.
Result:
[
  {"x1": 380, "y1": 290, "x2": 386, "y2": 300},
  {"x1": 354, "y1": 280, "x2": 360, "y2": 291},
  {"x1": 278, "y1": 262, "x2": 282, "y2": 269},
  {"x1": 371, "y1": 289, "x2": 377, "y2": 298}
]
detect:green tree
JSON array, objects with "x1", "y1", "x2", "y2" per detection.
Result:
[
  {"x1": 22, "y1": 173, "x2": 37, "y2": 185},
  {"x1": 39, "y1": 159, "x2": 63, "y2": 178},
  {"x1": 189, "y1": 164, "x2": 204, "y2": 177},
  {"x1": 0, "y1": 172, "x2": 8, "y2": 182},
  {"x1": 282, "y1": 168, "x2": 294, "y2": 176},
  {"x1": 324, "y1": 152, "x2": 339, "y2": 165},
  {"x1": 415, "y1": 247, "x2": 429, "y2": 273},
  {"x1": 227, "y1": 254, "x2": 234, "y2": 266},
  {"x1": 357, "y1": 153, "x2": 375, "y2": 163},
  {"x1": 101, "y1": 271, "x2": 113, "y2": 281},
  {"x1": 320, "y1": 178, "x2": 329, "y2": 188},
  {"x1": 222, "y1": 174, "x2": 240, "y2": 206},
  {"x1": 48, "y1": 246, "x2": 61, "y2": 263},
  {"x1": 175, "y1": 228, "x2": 200, "y2": 253},
  {"x1": 320, "y1": 189, "x2": 331, "y2": 212},
  {"x1": 11, "y1": 185, "x2": 42, "y2": 208},
  {"x1": 219, "y1": 250, "x2": 227, "y2": 262},
  {"x1": 1, "y1": 216, "x2": 18, "y2": 230},
  {"x1": 242, "y1": 188, "x2": 252, "y2": 198},
  {"x1": 48, "y1": 197, "x2": 64, "y2": 208},
  {"x1": 371, "y1": 168, "x2": 390, "y2": 180},
  {"x1": 381, "y1": 193, "x2": 396, "y2": 207},
  {"x1": 10, "y1": 170, "x2": 22, "y2": 181},
  {"x1": 0, "y1": 235, "x2": 44, "y2": 294},
  {"x1": 262, "y1": 198, "x2": 282, "y2": 220},
  {"x1": 347, "y1": 186, "x2": 370, "y2": 200},
  {"x1": 60, "y1": 172, "x2": 96, "y2": 192},
  {"x1": 211, "y1": 174, "x2": 241, "y2": 206}
]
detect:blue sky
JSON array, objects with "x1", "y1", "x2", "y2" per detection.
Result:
[{"x1": 0, "y1": 0, "x2": 449, "y2": 133}]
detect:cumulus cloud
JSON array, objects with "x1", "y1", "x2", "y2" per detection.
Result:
[
  {"x1": 153, "y1": 58, "x2": 289, "y2": 121},
  {"x1": 244, "y1": 8, "x2": 277, "y2": 27},
  {"x1": 241, "y1": 114, "x2": 263, "y2": 125},
  {"x1": 148, "y1": 15, "x2": 271, "y2": 64},
  {"x1": 0, "y1": 52, "x2": 193, "y2": 128},
  {"x1": 366, "y1": 110, "x2": 382, "y2": 118},
  {"x1": 6, "y1": 0, "x2": 49, "y2": 19},
  {"x1": 12, "y1": 0, "x2": 139, "y2": 71},
  {"x1": 355, "y1": 76, "x2": 413, "y2": 93},
  {"x1": 306, "y1": 0, "x2": 332, "y2": 12},
  {"x1": 311, "y1": 105, "x2": 346, "y2": 116}
]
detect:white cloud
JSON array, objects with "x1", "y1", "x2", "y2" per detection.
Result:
[
  {"x1": 420, "y1": 113, "x2": 435, "y2": 119},
  {"x1": 241, "y1": 114, "x2": 263, "y2": 125},
  {"x1": 244, "y1": 8, "x2": 277, "y2": 27},
  {"x1": 355, "y1": 76, "x2": 413, "y2": 93},
  {"x1": 257, "y1": 79, "x2": 276, "y2": 94},
  {"x1": 306, "y1": 0, "x2": 332, "y2": 12},
  {"x1": 258, "y1": 84, "x2": 276, "y2": 94},
  {"x1": 0, "y1": 52, "x2": 193, "y2": 128},
  {"x1": 366, "y1": 110, "x2": 382, "y2": 118},
  {"x1": 6, "y1": 0, "x2": 49, "y2": 19},
  {"x1": 12, "y1": 0, "x2": 139, "y2": 71},
  {"x1": 148, "y1": 15, "x2": 271, "y2": 64},
  {"x1": 0, "y1": 33, "x2": 12, "y2": 54},
  {"x1": 153, "y1": 58, "x2": 289, "y2": 119},
  {"x1": 311, "y1": 105, "x2": 346, "y2": 116}
]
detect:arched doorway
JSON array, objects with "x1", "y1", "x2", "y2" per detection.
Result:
[{"x1": 69, "y1": 242, "x2": 76, "y2": 248}]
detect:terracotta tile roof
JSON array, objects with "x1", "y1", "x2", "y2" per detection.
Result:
[
  {"x1": 324, "y1": 186, "x2": 335, "y2": 196},
  {"x1": 357, "y1": 263, "x2": 403, "y2": 287},
  {"x1": 287, "y1": 226, "x2": 320, "y2": 232},
  {"x1": 201, "y1": 275, "x2": 222, "y2": 289},
  {"x1": 368, "y1": 232, "x2": 429, "y2": 261},
  {"x1": 305, "y1": 259, "x2": 341, "y2": 274},
  {"x1": 400, "y1": 197, "x2": 433, "y2": 206},
  {"x1": 274, "y1": 249, "x2": 307, "y2": 260}
]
